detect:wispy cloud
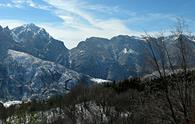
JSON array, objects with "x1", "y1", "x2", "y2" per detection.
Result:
[
  {"x1": 0, "y1": 0, "x2": 52, "y2": 10},
  {"x1": 39, "y1": 0, "x2": 142, "y2": 48},
  {"x1": 0, "y1": 0, "x2": 184, "y2": 48},
  {"x1": 24, "y1": 0, "x2": 52, "y2": 10},
  {"x1": 0, "y1": 1, "x2": 21, "y2": 8}
]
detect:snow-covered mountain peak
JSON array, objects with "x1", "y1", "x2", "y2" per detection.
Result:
[
  {"x1": 0, "y1": 25, "x2": 10, "y2": 32},
  {"x1": 19, "y1": 23, "x2": 40, "y2": 32},
  {"x1": 11, "y1": 23, "x2": 51, "y2": 43}
]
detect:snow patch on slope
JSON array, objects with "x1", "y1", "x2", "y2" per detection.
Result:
[
  {"x1": 91, "y1": 78, "x2": 112, "y2": 84},
  {"x1": 3, "y1": 101, "x2": 22, "y2": 108},
  {"x1": 122, "y1": 48, "x2": 137, "y2": 54}
]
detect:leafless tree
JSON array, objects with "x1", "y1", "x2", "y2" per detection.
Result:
[
  {"x1": 143, "y1": 32, "x2": 178, "y2": 124},
  {"x1": 143, "y1": 18, "x2": 194, "y2": 124}
]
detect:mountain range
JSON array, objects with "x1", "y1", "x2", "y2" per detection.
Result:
[{"x1": 1, "y1": 23, "x2": 195, "y2": 101}]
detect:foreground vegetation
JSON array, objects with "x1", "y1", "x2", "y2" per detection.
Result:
[{"x1": 0, "y1": 70, "x2": 195, "y2": 124}]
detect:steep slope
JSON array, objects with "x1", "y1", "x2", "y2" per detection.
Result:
[
  {"x1": 11, "y1": 24, "x2": 69, "y2": 67},
  {"x1": 0, "y1": 26, "x2": 16, "y2": 59},
  {"x1": 2, "y1": 24, "x2": 154, "y2": 80},
  {"x1": 2, "y1": 24, "x2": 195, "y2": 81},
  {"x1": 70, "y1": 35, "x2": 147, "y2": 80},
  {"x1": 0, "y1": 50, "x2": 93, "y2": 101},
  {"x1": 70, "y1": 37, "x2": 114, "y2": 79},
  {"x1": 165, "y1": 35, "x2": 195, "y2": 66},
  {"x1": 70, "y1": 34, "x2": 195, "y2": 80}
]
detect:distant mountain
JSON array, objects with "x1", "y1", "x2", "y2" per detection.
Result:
[
  {"x1": 9, "y1": 24, "x2": 150, "y2": 80},
  {"x1": 1, "y1": 24, "x2": 195, "y2": 81},
  {"x1": 1, "y1": 23, "x2": 195, "y2": 101},
  {"x1": 70, "y1": 35, "x2": 147, "y2": 80},
  {"x1": 0, "y1": 24, "x2": 114, "y2": 101}
]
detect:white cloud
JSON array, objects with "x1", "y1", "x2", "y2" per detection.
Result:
[
  {"x1": 0, "y1": 2, "x2": 20, "y2": 8},
  {"x1": 0, "y1": 0, "x2": 25, "y2": 8},
  {"x1": 0, "y1": 0, "x2": 158, "y2": 48},
  {"x1": 0, "y1": 0, "x2": 179, "y2": 49},
  {"x1": 0, "y1": 18, "x2": 139, "y2": 49},
  {"x1": 25, "y1": 0, "x2": 51, "y2": 10},
  {"x1": 40, "y1": 0, "x2": 142, "y2": 48},
  {"x1": 0, "y1": 0, "x2": 51, "y2": 10},
  {"x1": 36, "y1": 21, "x2": 141, "y2": 49}
]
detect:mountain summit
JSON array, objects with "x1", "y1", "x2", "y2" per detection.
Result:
[
  {"x1": 11, "y1": 23, "x2": 50, "y2": 43},
  {"x1": 1, "y1": 23, "x2": 195, "y2": 101},
  {"x1": 10, "y1": 24, "x2": 70, "y2": 66}
]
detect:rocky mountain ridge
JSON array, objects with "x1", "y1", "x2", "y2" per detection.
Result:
[{"x1": 1, "y1": 23, "x2": 195, "y2": 101}]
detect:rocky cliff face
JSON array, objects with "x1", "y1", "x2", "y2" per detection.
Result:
[
  {"x1": 1, "y1": 23, "x2": 195, "y2": 101},
  {"x1": 11, "y1": 23, "x2": 70, "y2": 67},
  {"x1": 70, "y1": 35, "x2": 147, "y2": 80},
  {"x1": 0, "y1": 50, "x2": 93, "y2": 101}
]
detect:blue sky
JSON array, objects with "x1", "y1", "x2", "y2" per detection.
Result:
[{"x1": 0, "y1": 0, "x2": 194, "y2": 48}]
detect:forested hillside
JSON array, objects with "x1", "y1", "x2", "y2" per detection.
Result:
[{"x1": 1, "y1": 69, "x2": 195, "y2": 124}]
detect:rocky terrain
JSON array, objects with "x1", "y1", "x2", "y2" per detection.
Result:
[{"x1": 1, "y1": 23, "x2": 195, "y2": 101}]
